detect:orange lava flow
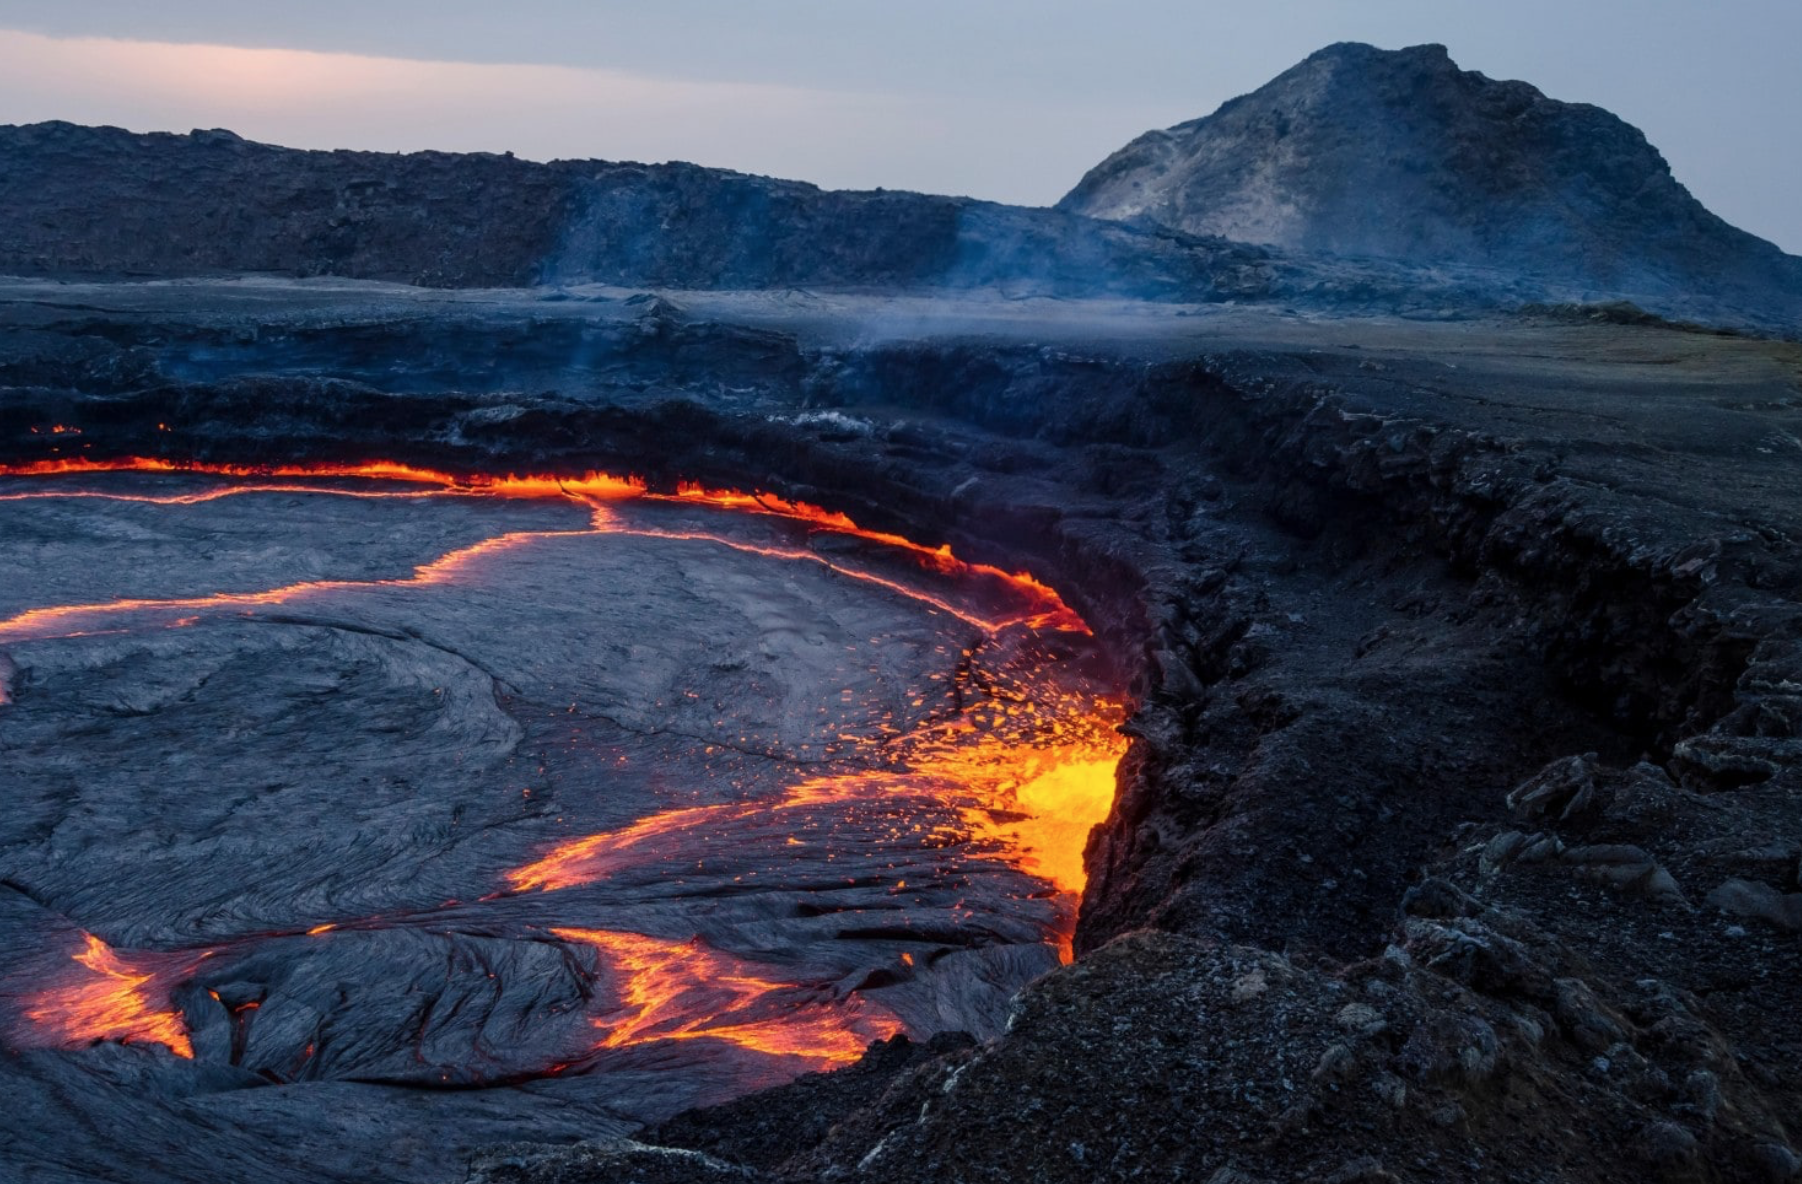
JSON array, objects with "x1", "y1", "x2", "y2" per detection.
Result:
[
  {"x1": 0, "y1": 456, "x2": 1083, "y2": 631},
  {"x1": 508, "y1": 800, "x2": 756, "y2": 893},
  {"x1": 552, "y1": 928, "x2": 895, "y2": 1065},
  {"x1": 0, "y1": 482, "x2": 471, "y2": 506},
  {"x1": 486, "y1": 494, "x2": 1128, "y2": 927},
  {"x1": 508, "y1": 710, "x2": 1126, "y2": 903},
  {"x1": 663, "y1": 482, "x2": 1086, "y2": 634},
  {"x1": 0, "y1": 528, "x2": 593, "y2": 642},
  {"x1": 598, "y1": 524, "x2": 1006, "y2": 632},
  {"x1": 22, "y1": 934, "x2": 196, "y2": 1058},
  {"x1": 0, "y1": 456, "x2": 466, "y2": 484},
  {"x1": 511, "y1": 679, "x2": 1126, "y2": 963},
  {"x1": 1, "y1": 458, "x2": 1125, "y2": 876}
]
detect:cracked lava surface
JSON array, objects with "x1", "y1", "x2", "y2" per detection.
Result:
[{"x1": 0, "y1": 460, "x2": 1124, "y2": 1133}]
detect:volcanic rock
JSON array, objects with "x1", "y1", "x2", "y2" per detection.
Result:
[
  {"x1": 466, "y1": 1140, "x2": 760, "y2": 1184},
  {"x1": 1061, "y1": 42, "x2": 1802, "y2": 326}
]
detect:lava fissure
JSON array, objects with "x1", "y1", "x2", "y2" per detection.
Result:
[{"x1": 552, "y1": 927, "x2": 898, "y2": 1065}]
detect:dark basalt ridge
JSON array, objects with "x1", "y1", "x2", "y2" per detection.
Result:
[{"x1": 0, "y1": 120, "x2": 1266, "y2": 301}]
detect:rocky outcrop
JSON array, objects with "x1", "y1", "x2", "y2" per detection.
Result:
[
  {"x1": 652, "y1": 916, "x2": 1798, "y2": 1183},
  {"x1": 1061, "y1": 43, "x2": 1802, "y2": 327}
]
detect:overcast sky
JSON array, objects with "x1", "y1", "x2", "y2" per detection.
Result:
[{"x1": 1, "y1": 0, "x2": 1797, "y2": 253}]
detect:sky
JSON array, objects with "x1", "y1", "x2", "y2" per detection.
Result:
[{"x1": 0, "y1": 1, "x2": 1797, "y2": 253}]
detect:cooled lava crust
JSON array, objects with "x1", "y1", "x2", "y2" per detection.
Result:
[{"x1": 1, "y1": 282, "x2": 1799, "y2": 1184}]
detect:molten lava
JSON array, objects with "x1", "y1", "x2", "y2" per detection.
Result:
[
  {"x1": 22, "y1": 934, "x2": 197, "y2": 1058},
  {"x1": 0, "y1": 456, "x2": 1083, "y2": 631},
  {"x1": 507, "y1": 699, "x2": 1126, "y2": 902},
  {"x1": 0, "y1": 528, "x2": 593, "y2": 641},
  {"x1": 1, "y1": 456, "x2": 1128, "y2": 1071},
  {"x1": 507, "y1": 799, "x2": 758, "y2": 894},
  {"x1": 553, "y1": 928, "x2": 895, "y2": 1065}
]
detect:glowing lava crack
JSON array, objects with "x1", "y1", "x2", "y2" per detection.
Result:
[
  {"x1": 0, "y1": 457, "x2": 1126, "y2": 1086},
  {"x1": 553, "y1": 929, "x2": 897, "y2": 1065},
  {"x1": 20, "y1": 934, "x2": 201, "y2": 1059}
]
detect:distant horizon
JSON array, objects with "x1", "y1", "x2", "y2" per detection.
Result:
[{"x1": 1, "y1": 2, "x2": 1797, "y2": 253}]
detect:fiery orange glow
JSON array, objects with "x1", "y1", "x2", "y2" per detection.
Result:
[
  {"x1": 0, "y1": 456, "x2": 1083, "y2": 631},
  {"x1": 510, "y1": 714, "x2": 1125, "y2": 903},
  {"x1": 508, "y1": 800, "x2": 756, "y2": 893},
  {"x1": 0, "y1": 456, "x2": 462, "y2": 483},
  {"x1": 0, "y1": 481, "x2": 471, "y2": 506},
  {"x1": 507, "y1": 666, "x2": 1125, "y2": 967},
  {"x1": 451, "y1": 469, "x2": 1125, "y2": 927},
  {"x1": 1007, "y1": 753, "x2": 1123, "y2": 891},
  {"x1": 552, "y1": 928, "x2": 894, "y2": 1064},
  {"x1": 665, "y1": 481, "x2": 1086, "y2": 633},
  {"x1": 22, "y1": 934, "x2": 197, "y2": 1058},
  {"x1": 2, "y1": 456, "x2": 1131, "y2": 1062},
  {"x1": 0, "y1": 528, "x2": 594, "y2": 641}
]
